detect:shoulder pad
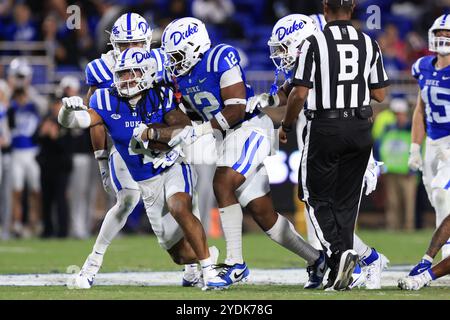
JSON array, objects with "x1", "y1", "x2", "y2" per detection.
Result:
[
  {"x1": 411, "y1": 55, "x2": 434, "y2": 79},
  {"x1": 85, "y1": 57, "x2": 114, "y2": 86},
  {"x1": 89, "y1": 88, "x2": 114, "y2": 112},
  {"x1": 206, "y1": 44, "x2": 241, "y2": 73}
]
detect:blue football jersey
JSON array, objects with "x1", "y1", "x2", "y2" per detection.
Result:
[
  {"x1": 85, "y1": 48, "x2": 167, "y2": 88},
  {"x1": 412, "y1": 55, "x2": 450, "y2": 140},
  {"x1": 89, "y1": 87, "x2": 176, "y2": 182},
  {"x1": 10, "y1": 101, "x2": 40, "y2": 149},
  {"x1": 168, "y1": 44, "x2": 256, "y2": 124}
]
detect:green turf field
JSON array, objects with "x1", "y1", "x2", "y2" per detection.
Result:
[{"x1": 0, "y1": 230, "x2": 449, "y2": 299}]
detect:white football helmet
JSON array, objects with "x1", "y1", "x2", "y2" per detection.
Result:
[
  {"x1": 429, "y1": 14, "x2": 450, "y2": 55},
  {"x1": 268, "y1": 14, "x2": 317, "y2": 73},
  {"x1": 110, "y1": 13, "x2": 152, "y2": 57},
  {"x1": 113, "y1": 47, "x2": 157, "y2": 98},
  {"x1": 161, "y1": 17, "x2": 211, "y2": 77}
]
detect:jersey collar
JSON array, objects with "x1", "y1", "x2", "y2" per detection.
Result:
[{"x1": 324, "y1": 20, "x2": 353, "y2": 28}]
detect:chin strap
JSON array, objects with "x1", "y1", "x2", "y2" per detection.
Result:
[{"x1": 269, "y1": 68, "x2": 280, "y2": 96}]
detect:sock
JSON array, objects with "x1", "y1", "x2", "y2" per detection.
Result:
[
  {"x1": 219, "y1": 204, "x2": 244, "y2": 265},
  {"x1": 361, "y1": 248, "x2": 379, "y2": 266},
  {"x1": 184, "y1": 264, "x2": 198, "y2": 274},
  {"x1": 265, "y1": 213, "x2": 319, "y2": 265},
  {"x1": 93, "y1": 190, "x2": 140, "y2": 255},
  {"x1": 353, "y1": 234, "x2": 371, "y2": 260},
  {"x1": 422, "y1": 254, "x2": 433, "y2": 263}
]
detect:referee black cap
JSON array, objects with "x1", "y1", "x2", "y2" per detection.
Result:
[{"x1": 324, "y1": 0, "x2": 355, "y2": 7}]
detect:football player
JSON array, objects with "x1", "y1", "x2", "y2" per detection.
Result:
[
  {"x1": 409, "y1": 14, "x2": 450, "y2": 261},
  {"x1": 246, "y1": 14, "x2": 389, "y2": 289},
  {"x1": 158, "y1": 17, "x2": 326, "y2": 289},
  {"x1": 59, "y1": 48, "x2": 222, "y2": 290},
  {"x1": 73, "y1": 13, "x2": 200, "y2": 288}
]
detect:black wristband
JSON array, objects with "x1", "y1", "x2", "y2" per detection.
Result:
[{"x1": 281, "y1": 121, "x2": 293, "y2": 133}]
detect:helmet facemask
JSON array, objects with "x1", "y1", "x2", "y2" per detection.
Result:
[
  {"x1": 165, "y1": 48, "x2": 197, "y2": 77},
  {"x1": 429, "y1": 29, "x2": 450, "y2": 56},
  {"x1": 114, "y1": 66, "x2": 155, "y2": 98},
  {"x1": 268, "y1": 39, "x2": 297, "y2": 73}
]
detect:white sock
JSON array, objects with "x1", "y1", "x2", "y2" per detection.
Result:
[
  {"x1": 219, "y1": 204, "x2": 244, "y2": 265},
  {"x1": 184, "y1": 263, "x2": 198, "y2": 273},
  {"x1": 353, "y1": 234, "x2": 371, "y2": 260},
  {"x1": 93, "y1": 190, "x2": 140, "y2": 255},
  {"x1": 423, "y1": 254, "x2": 433, "y2": 263},
  {"x1": 266, "y1": 213, "x2": 319, "y2": 265}
]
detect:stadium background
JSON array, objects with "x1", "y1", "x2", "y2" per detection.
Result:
[{"x1": 0, "y1": 0, "x2": 445, "y2": 240}]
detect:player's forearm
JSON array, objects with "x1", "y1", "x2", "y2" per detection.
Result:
[
  {"x1": 90, "y1": 124, "x2": 107, "y2": 151},
  {"x1": 426, "y1": 215, "x2": 450, "y2": 258},
  {"x1": 411, "y1": 104, "x2": 426, "y2": 145},
  {"x1": 210, "y1": 104, "x2": 246, "y2": 132},
  {"x1": 145, "y1": 125, "x2": 186, "y2": 143},
  {"x1": 283, "y1": 87, "x2": 306, "y2": 128}
]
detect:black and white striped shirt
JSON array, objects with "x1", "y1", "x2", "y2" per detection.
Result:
[{"x1": 292, "y1": 20, "x2": 389, "y2": 111}]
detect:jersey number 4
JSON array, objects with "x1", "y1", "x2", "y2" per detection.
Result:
[{"x1": 129, "y1": 138, "x2": 156, "y2": 164}]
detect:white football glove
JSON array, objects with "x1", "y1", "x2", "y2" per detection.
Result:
[
  {"x1": 153, "y1": 144, "x2": 185, "y2": 169},
  {"x1": 408, "y1": 143, "x2": 423, "y2": 171},
  {"x1": 168, "y1": 122, "x2": 213, "y2": 147},
  {"x1": 245, "y1": 93, "x2": 280, "y2": 113},
  {"x1": 62, "y1": 96, "x2": 87, "y2": 110},
  {"x1": 132, "y1": 123, "x2": 149, "y2": 147},
  {"x1": 364, "y1": 160, "x2": 384, "y2": 196}
]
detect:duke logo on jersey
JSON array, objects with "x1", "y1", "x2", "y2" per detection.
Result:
[
  {"x1": 89, "y1": 88, "x2": 176, "y2": 182},
  {"x1": 412, "y1": 55, "x2": 450, "y2": 140}
]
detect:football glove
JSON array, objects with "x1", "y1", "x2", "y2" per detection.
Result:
[
  {"x1": 245, "y1": 93, "x2": 280, "y2": 113},
  {"x1": 153, "y1": 144, "x2": 185, "y2": 169},
  {"x1": 408, "y1": 143, "x2": 423, "y2": 171},
  {"x1": 62, "y1": 96, "x2": 87, "y2": 111},
  {"x1": 168, "y1": 122, "x2": 213, "y2": 147},
  {"x1": 364, "y1": 160, "x2": 384, "y2": 196}
]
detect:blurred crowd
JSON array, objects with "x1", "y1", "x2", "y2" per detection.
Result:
[{"x1": 0, "y1": 0, "x2": 448, "y2": 239}]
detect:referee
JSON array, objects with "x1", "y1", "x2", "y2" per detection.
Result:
[{"x1": 279, "y1": 0, "x2": 389, "y2": 290}]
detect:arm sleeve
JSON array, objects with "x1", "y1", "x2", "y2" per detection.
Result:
[
  {"x1": 292, "y1": 39, "x2": 315, "y2": 88},
  {"x1": 219, "y1": 65, "x2": 243, "y2": 88},
  {"x1": 369, "y1": 40, "x2": 390, "y2": 89}
]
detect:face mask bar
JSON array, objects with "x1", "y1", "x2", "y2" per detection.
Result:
[
  {"x1": 269, "y1": 41, "x2": 296, "y2": 73},
  {"x1": 165, "y1": 50, "x2": 191, "y2": 77},
  {"x1": 114, "y1": 67, "x2": 146, "y2": 97},
  {"x1": 429, "y1": 32, "x2": 450, "y2": 55}
]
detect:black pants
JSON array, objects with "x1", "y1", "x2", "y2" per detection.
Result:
[
  {"x1": 299, "y1": 117, "x2": 372, "y2": 267},
  {"x1": 40, "y1": 166, "x2": 70, "y2": 238}
]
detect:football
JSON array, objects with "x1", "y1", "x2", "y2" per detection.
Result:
[{"x1": 146, "y1": 123, "x2": 171, "y2": 151}]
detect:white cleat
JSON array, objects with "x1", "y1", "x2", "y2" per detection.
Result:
[
  {"x1": 73, "y1": 252, "x2": 103, "y2": 289},
  {"x1": 398, "y1": 273, "x2": 431, "y2": 291},
  {"x1": 364, "y1": 253, "x2": 389, "y2": 290},
  {"x1": 349, "y1": 263, "x2": 366, "y2": 289}
]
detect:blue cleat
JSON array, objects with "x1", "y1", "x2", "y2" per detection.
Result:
[
  {"x1": 205, "y1": 262, "x2": 250, "y2": 289},
  {"x1": 409, "y1": 259, "x2": 432, "y2": 276},
  {"x1": 304, "y1": 251, "x2": 327, "y2": 289}
]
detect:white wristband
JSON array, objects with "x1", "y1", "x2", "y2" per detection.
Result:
[
  {"x1": 94, "y1": 149, "x2": 109, "y2": 160},
  {"x1": 214, "y1": 112, "x2": 230, "y2": 131},
  {"x1": 224, "y1": 98, "x2": 247, "y2": 106}
]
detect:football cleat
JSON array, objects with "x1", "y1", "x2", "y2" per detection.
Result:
[
  {"x1": 362, "y1": 250, "x2": 389, "y2": 290},
  {"x1": 182, "y1": 265, "x2": 201, "y2": 287},
  {"x1": 304, "y1": 251, "x2": 327, "y2": 289},
  {"x1": 349, "y1": 263, "x2": 366, "y2": 289},
  {"x1": 408, "y1": 259, "x2": 432, "y2": 276},
  {"x1": 398, "y1": 272, "x2": 432, "y2": 291},
  {"x1": 332, "y1": 249, "x2": 358, "y2": 291},
  {"x1": 205, "y1": 262, "x2": 250, "y2": 289},
  {"x1": 74, "y1": 252, "x2": 103, "y2": 289}
]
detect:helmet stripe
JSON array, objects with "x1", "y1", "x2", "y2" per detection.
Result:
[
  {"x1": 120, "y1": 48, "x2": 130, "y2": 67},
  {"x1": 127, "y1": 13, "x2": 132, "y2": 39},
  {"x1": 441, "y1": 14, "x2": 448, "y2": 26}
]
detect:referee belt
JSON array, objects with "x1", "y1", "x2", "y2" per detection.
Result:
[{"x1": 304, "y1": 106, "x2": 373, "y2": 121}]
